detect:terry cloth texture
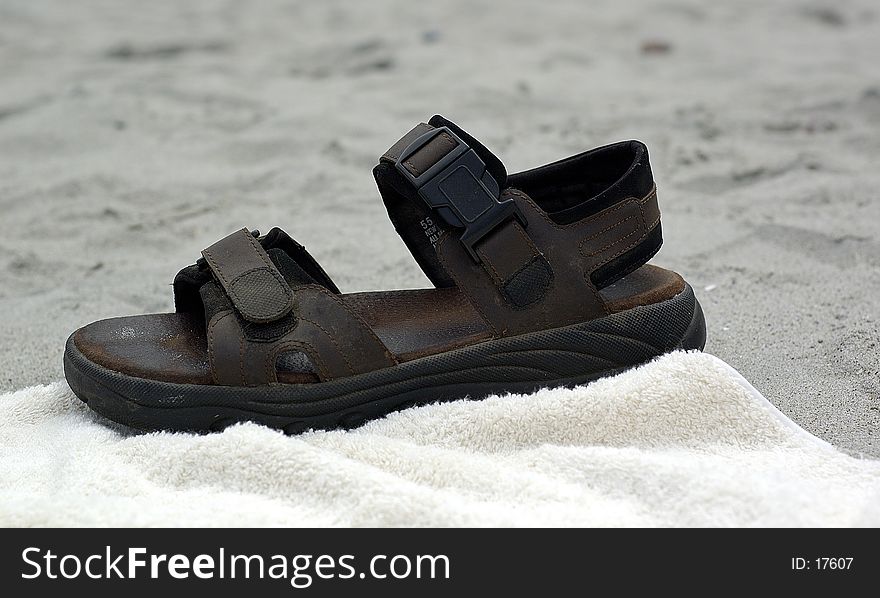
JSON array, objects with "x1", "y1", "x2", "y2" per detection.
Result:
[{"x1": 1, "y1": 351, "x2": 878, "y2": 527}]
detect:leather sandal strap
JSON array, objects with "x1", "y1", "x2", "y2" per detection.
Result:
[
  {"x1": 377, "y1": 119, "x2": 662, "y2": 337},
  {"x1": 199, "y1": 228, "x2": 395, "y2": 386},
  {"x1": 380, "y1": 123, "x2": 550, "y2": 309},
  {"x1": 207, "y1": 285, "x2": 396, "y2": 386},
  {"x1": 201, "y1": 228, "x2": 294, "y2": 324},
  {"x1": 433, "y1": 186, "x2": 660, "y2": 336}
]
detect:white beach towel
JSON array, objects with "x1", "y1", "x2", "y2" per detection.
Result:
[{"x1": 1, "y1": 351, "x2": 877, "y2": 527}]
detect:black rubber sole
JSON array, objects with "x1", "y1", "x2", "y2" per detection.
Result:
[{"x1": 64, "y1": 284, "x2": 706, "y2": 434}]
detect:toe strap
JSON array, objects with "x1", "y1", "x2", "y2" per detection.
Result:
[{"x1": 195, "y1": 228, "x2": 396, "y2": 386}]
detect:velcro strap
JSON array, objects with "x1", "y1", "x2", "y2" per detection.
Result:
[{"x1": 201, "y1": 228, "x2": 294, "y2": 324}]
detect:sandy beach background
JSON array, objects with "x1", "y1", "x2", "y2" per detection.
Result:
[{"x1": 0, "y1": 0, "x2": 877, "y2": 456}]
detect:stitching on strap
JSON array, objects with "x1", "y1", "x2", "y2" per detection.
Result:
[
  {"x1": 302, "y1": 284, "x2": 398, "y2": 366},
  {"x1": 297, "y1": 316, "x2": 356, "y2": 377},
  {"x1": 207, "y1": 310, "x2": 234, "y2": 384},
  {"x1": 238, "y1": 332, "x2": 246, "y2": 386}
]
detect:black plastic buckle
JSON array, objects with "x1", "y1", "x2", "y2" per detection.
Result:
[{"x1": 394, "y1": 127, "x2": 526, "y2": 262}]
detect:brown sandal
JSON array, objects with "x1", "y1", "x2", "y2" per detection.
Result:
[{"x1": 63, "y1": 115, "x2": 706, "y2": 433}]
